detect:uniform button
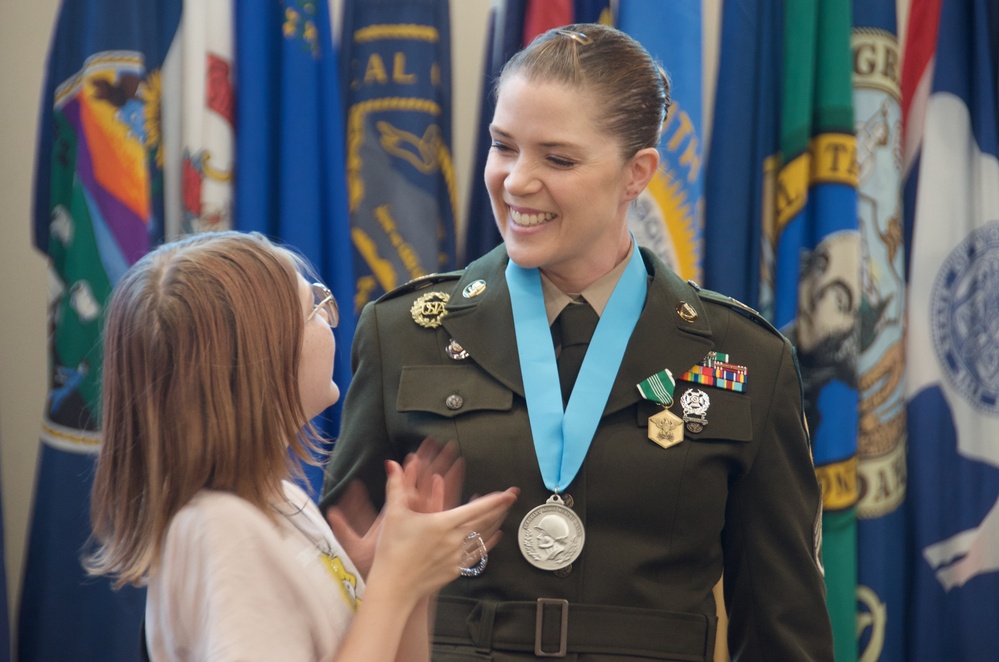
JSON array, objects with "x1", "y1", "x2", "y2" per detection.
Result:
[{"x1": 445, "y1": 394, "x2": 463, "y2": 410}]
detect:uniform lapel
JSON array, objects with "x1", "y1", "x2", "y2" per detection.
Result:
[
  {"x1": 604, "y1": 248, "x2": 715, "y2": 416},
  {"x1": 441, "y1": 246, "x2": 526, "y2": 396}
]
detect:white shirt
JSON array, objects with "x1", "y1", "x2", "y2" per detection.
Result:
[{"x1": 146, "y1": 481, "x2": 365, "y2": 661}]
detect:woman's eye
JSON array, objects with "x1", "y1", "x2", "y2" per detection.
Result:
[
  {"x1": 490, "y1": 141, "x2": 512, "y2": 152},
  {"x1": 547, "y1": 156, "x2": 576, "y2": 168}
]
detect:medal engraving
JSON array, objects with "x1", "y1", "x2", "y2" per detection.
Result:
[
  {"x1": 648, "y1": 408, "x2": 684, "y2": 448},
  {"x1": 518, "y1": 495, "x2": 584, "y2": 571}
]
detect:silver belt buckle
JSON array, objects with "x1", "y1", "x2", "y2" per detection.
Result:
[{"x1": 535, "y1": 598, "x2": 569, "y2": 657}]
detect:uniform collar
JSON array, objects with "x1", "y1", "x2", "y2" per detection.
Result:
[{"x1": 441, "y1": 245, "x2": 715, "y2": 414}]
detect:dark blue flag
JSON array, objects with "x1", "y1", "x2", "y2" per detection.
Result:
[
  {"x1": 234, "y1": 0, "x2": 355, "y2": 496},
  {"x1": 341, "y1": 0, "x2": 457, "y2": 304},
  {"x1": 702, "y1": 0, "x2": 782, "y2": 307},
  {"x1": 24, "y1": 0, "x2": 182, "y2": 659},
  {"x1": 903, "y1": 0, "x2": 999, "y2": 658},
  {"x1": 463, "y1": 0, "x2": 527, "y2": 263}
]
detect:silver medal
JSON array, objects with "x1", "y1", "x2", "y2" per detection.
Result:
[{"x1": 517, "y1": 494, "x2": 585, "y2": 571}]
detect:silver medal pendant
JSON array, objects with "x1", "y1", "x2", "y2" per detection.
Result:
[{"x1": 517, "y1": 494, "x2": 585, "y2": 571}]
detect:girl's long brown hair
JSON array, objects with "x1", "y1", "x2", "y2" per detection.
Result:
[{"x1": 87, "y1": 231, "x2": 325, "y2": 587}]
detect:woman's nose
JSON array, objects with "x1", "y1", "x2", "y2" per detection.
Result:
[{"x1": 505, "y1": 159, "x2": 541, "y2": 195}]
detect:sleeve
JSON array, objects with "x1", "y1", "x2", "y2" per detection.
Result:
[
  {"x1": 158, "y1": 499, "x2": 323, "y2": 662},
  {"x1": 721, "y1": 337, "x2": 835, "y2": 661},
  {"x1": 319, "y1": 301, "x2": 402, "y2": 513}
]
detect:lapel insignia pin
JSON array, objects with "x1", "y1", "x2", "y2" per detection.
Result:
[
  {"x1": 676, "y1": 301, "x2": 698, "y2": 322},
  {"x1": 462, "y1": 279, "x2": 487, "y2": 298},
  {"x1": 411, "y1": 291, "x2": 450, "y2": 328},
  {"x1": 446, "y1": 339, "x2": 469, "y2": 360}
]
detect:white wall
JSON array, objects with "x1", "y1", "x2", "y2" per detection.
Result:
[{"x1": 0, "y1": 0, "x2": 63, "y2": 645}]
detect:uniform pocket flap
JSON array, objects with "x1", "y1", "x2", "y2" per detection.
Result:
[{"x1": 397, "y1": 365, "x2": 513, "y2": 418}]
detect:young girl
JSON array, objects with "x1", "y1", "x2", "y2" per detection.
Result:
[{"x1": 87, "y1": 231, "x2": 517, "y2": 661}]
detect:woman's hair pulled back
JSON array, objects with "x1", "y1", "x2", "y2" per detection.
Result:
[{"x1": 499, "y1": 23, "x2": 671, "y2": 157}]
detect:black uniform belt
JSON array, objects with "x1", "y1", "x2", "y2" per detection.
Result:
[{"x1": 435, "y1": 595, "x2": 715, "y2": 660}]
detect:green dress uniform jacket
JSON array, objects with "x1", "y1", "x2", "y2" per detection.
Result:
[{"x1": 320, "y1": 245, "x2": 834, "y2": 661}]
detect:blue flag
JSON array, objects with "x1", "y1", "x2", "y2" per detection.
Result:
[
  {"x1": 24, "y1": 0, "x2": 182, "y2": 659},
  {"x1": 702, "y1": 0, "x2": 782, "y2": 307},
  {"x1": 234, "y1": 0, "x2": 355, "y2": 495},
  {"x1": 463, "y1": 0, "x2": 527, "y2": 263},
  {"x1": 903, "y1": 0, "x2": 999, "y2": 658},
  {"x1": 341, "y1": 0, "x2": 457, "y2": 306},
  {"x1": 851, "y1": 3, "x2": 907, "y2": 661},
  {"x1": 617, "y1": 0, "x2": 704, "y2": 283}
]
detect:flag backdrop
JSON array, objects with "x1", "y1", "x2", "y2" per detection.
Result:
[
  {"x1": 705, "y1": 2, "x2": 859, "y2": 658},
  {"x1": 702, "y1": 0, "x2": 782, "y2": 307},
  {"x1": 462, "y1": 0, "x2": 526, "y2": 263},
  {"x1": 773, "y1": 4, "x2": 860, "y2": 661},
  {"x1": 171, "y1": 0, "x2": 235, "y2": 237},
  {"x1": 903, "y1": 0, "x2": 999, "y2": 658},
  {"x1": 23, "y1": 0, "x2": 182, "y2": 659},
  {"x1": 234, "y1": 0, "x2": 355, "y2": 495},
  {"x1": 340, "y1": 0, "x2": 457, "y2": 310},
  {"x1": 617, "y1": 0, "x2": 704, "y2": 283},
  {"x1": 851, "y1": 2, "x2": 907, "y2": 661}
]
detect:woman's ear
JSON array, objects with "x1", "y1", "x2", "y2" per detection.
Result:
[{"x1": 624, "y1": 147, "x2": 660, "y2": 201}]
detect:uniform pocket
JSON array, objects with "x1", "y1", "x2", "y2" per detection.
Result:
[{"x1": 397, "y1": 365, "x2": 513, "y2": 418}]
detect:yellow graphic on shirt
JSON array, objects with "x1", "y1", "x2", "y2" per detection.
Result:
[{"x1": 320, "y1": 554, "x2": 361, "y2": 610}]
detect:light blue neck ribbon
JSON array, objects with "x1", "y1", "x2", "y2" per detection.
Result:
[{"x1": 506, "y1": 239, "x2": 647, "y2": 493}]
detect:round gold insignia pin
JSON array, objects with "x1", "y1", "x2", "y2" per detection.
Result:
[{"x1": 411, "y1": 291, "x2": 450, "y2": 328}]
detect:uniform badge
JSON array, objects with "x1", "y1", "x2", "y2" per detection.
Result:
[
  {"x1": 462, "y1": 279, "x2": 487, "y2": 298},
  {"x1": 678, "y1": 351, "x2": 748, "y2": 393},
  {"x1": 676, "y1": 301, "x2": 698, "y2": 322},
  {"x1": 411, "y1": 291, "x2": 450, "y2": 328},
  {"x1": 680, "y1": 388, "x2": 710, "y2": 433},
  {"x1": 446, "y1": 338, "x2": 469, "y2": 360}
]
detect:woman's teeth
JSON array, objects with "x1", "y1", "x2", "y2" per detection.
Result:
[{"x1": 511, "y1": 210, "x2": 555, "y2": 227}]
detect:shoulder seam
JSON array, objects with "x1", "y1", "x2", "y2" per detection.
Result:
[
  {"x1": 375, "y1": 270, "x2": 462, "y2": 303},
  {"x1": 697, "y1": 289, "x2": 783, "y2": 339}
]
